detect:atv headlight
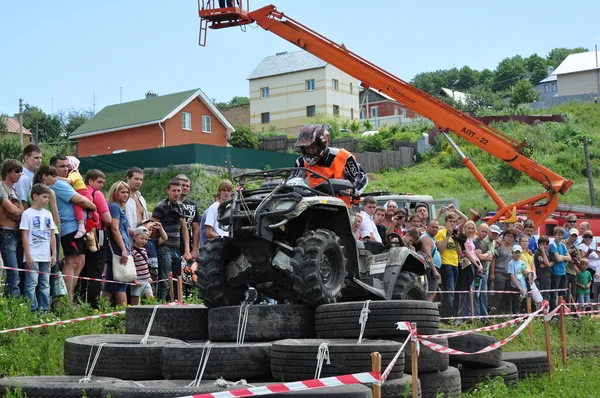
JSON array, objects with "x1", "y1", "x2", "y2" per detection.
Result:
[{"x1": 274, "y1": 201, "x2": 297, "y2": 211}]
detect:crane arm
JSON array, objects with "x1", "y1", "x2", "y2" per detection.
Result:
[{"x1": 199, "y1": 3, "x2": 573, "y2": 227}]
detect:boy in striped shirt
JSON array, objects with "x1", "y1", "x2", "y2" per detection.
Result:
[{"x1": 131, "y1": 226, "x2": 154, "y2": 305}]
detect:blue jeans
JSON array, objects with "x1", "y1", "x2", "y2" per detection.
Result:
[
  {"x1": 25, "y1": 262, "x2": 51, "y2": 311},
  {"x1": 577, "y1": 293, "x2": 590, "y2": 305},
  {"x1": 49, "y1": 234, "x2": 61, "y2": 300},
  {"x1": 551, "y1": 274, "x2": 568, "y2": 311},
  {"x1": 473, "y1": 273, "x2": 489, "y2": 317},
  {"x1": 440, "y1": 264, "x2": 459, "y2": 318},
  {"x1": 0, "y1": 229, "x2": 21, "y2": 297},
  {"x1": 157, "y1": 246, "x2": 182, "y2": 301}
]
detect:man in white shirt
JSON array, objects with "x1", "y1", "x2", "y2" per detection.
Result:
[
  {"x1": 124, "y1": 167, "x2": 149, "y2": 230},
  {"x1": 203, "y1": 180, "x2": 234, "y2": 243},
  {"x1": 357, "y1": 196, "x2": 382, "y2": 243}
]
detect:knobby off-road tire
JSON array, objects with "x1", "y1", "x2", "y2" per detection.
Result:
[
  {"x1": 64, "y1": 334, "x2": 182, "y2": 380},
  {"x1": 438, "y1": 329, "x2": 502, "y2": 368},
  {"x1": 418, "y1": 366, "x2": 461, "y2": 398},
  {"x1": 208, "y1": 304, "x2": 314, "y2": 341},
  {"x1": 382, "y1": 374, "x2": 421, "y2": 398},
  {"x1": 271, "y1": 339, "x2": 404, "y2": 381},
  {"x1": 404, "y1": 336, "x2": 449, "y2": 373},
  {"x1": 125, "y1": 304, "x2": 209, "y2": 341},
  {"x1": 0, "y1": 376, "x2": 123, "y2": 398},
  {"x1": 315, "y1": 300, "x2": 440, "y2": 339},
  {"x1": 195, "y1": 238, "x2": 245, "y2": 308},
  {"x1": 100, "y1": 380, "x2": 228, "y2": 398},
  {"x1": 502, "y1": 351, "x2": 548, "y2": 379},
  {"x1": 161, "y1": 342, "x2": 272, "y2": 380},
  {"x1": 292, "y1": 229, "x2": 348, "y2": 306},
  {"x1": 459, "y1": 361, "x2": 518, "y2": 392},
  {"x1": 392, "y1": 271, "x2": 427, "y2": 301}
]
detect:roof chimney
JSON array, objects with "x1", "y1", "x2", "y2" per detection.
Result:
[
  {"x1": 145, "y1": 91, "x2": 158, "y2": 98},
  {"x1": 275, "y1": 51, "x2": 288, "y2": 56},
  {"x1": 547, "y1": 66, "x2": 554, "y2": 77}
]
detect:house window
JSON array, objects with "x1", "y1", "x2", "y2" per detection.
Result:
[
  {"x1": 552, "y1": 83, "x2": 557, "y2": 92},
  {"x1": 333, "y1": 105, "x2": 340, "y2": 115},
  {"x1": 306, "y1": 79, "x2": 315, "y2": 91},
  {"x1": 306, "y1": 105, "x2": 316, "y2": 117},
  {"x1": 350, "y1": 83, "x2": 353, "y2": 95},
  {"x1": 394, "y1": 108, "x2": 399, "y2": 116},
  {"x1": 371, "y1": 106, "x2": 378, "y2": 118},
  {"x1": 332, "y1": 79, "x2": 339, "y2": 91},
  {"x1": 544, "y1": 84, "x2": 549, "y2": 93},
  {"x1": 351, "y1": 108, "x2": 354, "y2": 119},
  {"x1": 202, "y1": 115, "x2": 211, "y2": 133},
  {"x1": 261, "y1": 112, "x2": 270, "y2": 124},
  {"x1": 261, "y1": 87, "x2": 269, "y2": 98},
  {"x1": 182, "y1": 112, "x2": 192, "y2": 130}
]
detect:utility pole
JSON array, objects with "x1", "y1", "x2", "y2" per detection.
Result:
[
  {"x1": 18, "y1": 98, "x2": 24, "y2": 147},
  {"x1": 92, "y1": 90, "x2": 97, "y2": 114},
  {"x1": 35, "y1": 121, "x2": 39, "y2": 145},
  {"x1": 584, "y1": 137, "x2": 596, "y2": 206}
]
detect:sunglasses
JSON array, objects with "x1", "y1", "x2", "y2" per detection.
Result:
[
  {"x1": 567, "y1": 220, "x2": 577, "y2": 223},
  {"x1": 583, "y1": 235, "x2": 593, "y2": 239}
]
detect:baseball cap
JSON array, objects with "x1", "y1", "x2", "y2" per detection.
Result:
[
  {"x1": 512, "y1": 245, "x2": 523, "y2": 253},
  {"x1": 489, "y1": 225, "x2": 501, "y2": 235},
  {"x1": 569, "y1": 228, "x2": 579, "y2": 236},
  {"x1": 134, "y1": 226, "x2": 150, "y2": 236}
]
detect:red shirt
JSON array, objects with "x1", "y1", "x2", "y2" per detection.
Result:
[{"x1": 87, "y1": 185, "x2": 109, "y2": 229}]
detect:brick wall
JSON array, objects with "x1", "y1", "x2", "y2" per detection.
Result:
[{"x1": 221, "y1": 104, "x2": 250, "y2": 127}]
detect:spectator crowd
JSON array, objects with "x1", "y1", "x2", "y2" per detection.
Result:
[
  {"x1": 353, "y1": 196, "x2": 600, "y2": 323},
  {"x1": 0, "y1": 144, "x2": 232, "y2": 311}
]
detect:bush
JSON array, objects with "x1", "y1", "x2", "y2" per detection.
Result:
[
  {"x1": 229, "y1": 125, "x2": 259, "y2": 149},
  {"x1": 0, "y1": 135, "x2": 23, "y2": 161},
  {"x1": 359, "y1": 133, "x2": 390, "y2": 152}
]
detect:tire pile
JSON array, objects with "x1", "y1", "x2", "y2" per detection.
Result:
[{"x1": 0, "y1": 302, "x2": 548, "y2": 398}]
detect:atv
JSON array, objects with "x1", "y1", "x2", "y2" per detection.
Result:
[{"x1": 195, "y1": 168, "x2": 429, "y2": 308}]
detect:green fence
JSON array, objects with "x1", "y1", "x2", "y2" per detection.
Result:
[{"x1": 79, "y1": 144, "x2": 299, "y2": 173}]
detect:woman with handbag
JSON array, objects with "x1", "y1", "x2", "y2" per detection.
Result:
[{"x1": 101, "y1": 181, "x2": 132, "y2": 307}]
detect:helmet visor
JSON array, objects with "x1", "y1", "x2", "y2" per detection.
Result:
[{"x1": 295, "y1": 129, "x2": 315, "y2": 147}]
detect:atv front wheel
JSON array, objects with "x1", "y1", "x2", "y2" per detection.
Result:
[
  {"x1": 195, "y1": 238, "x2": 245, "y2": 308},
  {"x1": 392, "y1": 271, "x2": 427, "y2": 301},
  {"x1": 292, "y1": 229, "x2": 347, "y2": 306}
]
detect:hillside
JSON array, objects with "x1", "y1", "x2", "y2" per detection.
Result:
[{"x1": 368, "y1": 102, "x2": 600, "y2": 211}]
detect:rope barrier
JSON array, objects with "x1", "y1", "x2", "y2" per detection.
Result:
[
  {"x1": 314, "y1": 342, "x2": 331, "y2": 379},
  {"x1": 357, "y1": 300, "x2": 371, "y2": 344}
]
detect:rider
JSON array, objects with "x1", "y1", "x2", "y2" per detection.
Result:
[{"x1": 293, "y1": 124, "x2": 368, "y2": 205}]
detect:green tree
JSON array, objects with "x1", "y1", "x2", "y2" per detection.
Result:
[
  {"x1": 546, "y1": 47, "x2": 589, "y2": 68},
  {"x1": 493, "y1": 55, "x2": 528, "y2": 91},
  {"x1": 58, "y1": 108, "x2": 94, "y2": 138},
  {"x1": 0, "y1": 115, "x2": 7, "y2": 133},
  {"x1": 228, "y1": 125, "x2": 259, "y2": 149},
  {"x1": 17, "y1": 104, "x2": 63, "y2": 143},
  {"x1": 524, "y1": 53, "x2": 549, "y2": 85},
  {"x1": 0, "y1": 135, "x2": 23, "y2": 161},
  {"x1": 510, "y1": 79, "x2": 541, "y2": 107},
  {"x1": 457, "y1": 66, "x2": 480, "y2": 90},
  {"x1": 359, "y1": 133, "x2": 390, "y2": 152},
  {"x1": 214, "y1": 96, "x2": 250, "y2": 110},
  {"x1": 466, "y1": 85, "x2": 504, "y2": 112},
  {"x1": 478, "y1": 69, "x2": 496, "y2": 87}
]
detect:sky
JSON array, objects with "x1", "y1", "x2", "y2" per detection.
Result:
[{"x1": 1, "y1": 0, "x2": 599, "y2": 117}]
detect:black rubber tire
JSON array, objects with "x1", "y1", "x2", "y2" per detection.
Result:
[
  {"x1": 392, "y1": 271, "x2": 427, "y2": 301},
  {"x1": 271, "y1": 384, "x2": 373, "y2": 397},
  {"x1": 208, "y1": 304, "x2": 314, "y2": 342},
  {"x1": 437, "y1": 329, "x2": 502, "y2": 368},
  {"x1": 195, "y1": 238, "x2": 245, "y2": 308},
  {"x1": 0, "y1": 376, "x2": 123, "y2": 398},
  {"x1": 100, "y1": 380, "x2": 227, "y2": 398},
  {"x1": 418, "y1": 366, "x2": 461, "y2": 398},
  {"x1": 125, "y1": 304, "x2": 209, "y2": 341},
  {"x1": 161, "y1": 342, "x2": 272, "y2": 380},
  {"x1": 292, "y1": 229, "x2": 348, "y2": 306},
  {"x1": 404, "y1": 336, "x2": 449, "y2": 373},
  {"x1": 271, "y1": 339, "x2": 404, "y2": 381},
  {"x1": 382, "y1": 374, "x2": 421, "y2": 398},
  {"x1": 315, "y1": 300, "x2": 439, "y2": 339},
  {"x1": 459, "y1": 361, "x2": 519, "y2": 392},
  {"x1": 64, "y1": 334, "x2": 182, "y2": 380},
  {"x1": 502, "y1": 351, "x2": 548, "y2": 379}
]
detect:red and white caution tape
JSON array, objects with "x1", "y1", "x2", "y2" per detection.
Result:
[
  {"x1": 176, "y1": 372, "x2": 381, "y2": 398},
  {"x1": 435, "y1": 288, "x2": 568, "y2": 295},
  {"x1": 419, "y1": 303, "x2": 546, "y2": 356},
  {"x1": 380, "y1": 322, "x2": 413, "y2": 384},
  {"x1": 421, "y1": 314, "x2": 531, "y2": 339},
  {"x1": 0, "y1": 311, "x2": 125, "y2": 334}
]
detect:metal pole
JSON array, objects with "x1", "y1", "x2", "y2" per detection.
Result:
[
  {"x1": 227, "y1": 154, "x2": 233, "y2": 180},
  {"x1": 18, "y1": 98, "x2": 24, "y2": 148},
  {"x1": 584, "y1": 137, "x2": 596, "y2": 206},
  {"x1": 35, "y1": 120, "x2": 39, "y2": 145}
]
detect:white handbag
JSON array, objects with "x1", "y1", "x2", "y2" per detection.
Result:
[{"x1": 111, "y1": 246, "x2": 136, "y2": 282}]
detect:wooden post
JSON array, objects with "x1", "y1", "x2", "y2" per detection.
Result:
[
  {"x1": 169, "y1": 272, "x2": 174, "y2": 303},
  {"x1": 543, "y1": 306, "x2": 554, "y2": 380},
  {"x1": 559, "y1": 299, "x2": 568, "y2": 367},
  {"x1": 371, "y1": 352, "x2": 381, "y2": 398},
  {"x1": 526, "y1": 297, "x2": 534, "y2": 346},
  {"x1": 410, "y1": 322, "x2": 418, "y2": 398},
  {"x1": 177, "y1": 276, "x2": 184, "y2": 303},
  {"x1": 469, "y1": 288, "x2": 475, "y2": 321}
]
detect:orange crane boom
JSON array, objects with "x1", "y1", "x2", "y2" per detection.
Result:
[{"x1": 198, "y1": 2, "x2": 573, "y2": 227}]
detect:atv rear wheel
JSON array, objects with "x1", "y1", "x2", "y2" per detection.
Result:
[
  {"x1": 392, "y1": 271, "x2": 427, "y2": 301},
  {"x1": 292, "y1": 229, "x2": 347, "y2": 306},
  {"x1": 195, "y1": 238, "x2": 245, "y2": 308}
]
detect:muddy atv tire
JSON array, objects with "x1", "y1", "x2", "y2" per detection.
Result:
[
  {"x1": 195, "y1": 238, "x2": 245, "y2": 308},
  {"x1": 392, "y1": 271, "x2": 427, "y2": 301},
  {"x1": 292, "y1": 229, "x2": 347, "y2": 306}
]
